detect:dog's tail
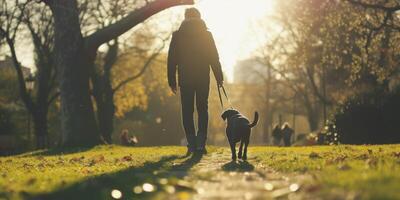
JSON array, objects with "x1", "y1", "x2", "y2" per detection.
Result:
[{"x1": 249, "y1": 111, "x2": 259, "y2": 128}]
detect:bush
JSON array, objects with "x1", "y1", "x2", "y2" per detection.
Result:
[{"x1": 332, "y1": 88, "x2": 400, "y2": 144}]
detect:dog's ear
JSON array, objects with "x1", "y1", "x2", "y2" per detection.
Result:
[
  {"x1": 221, "y1": 111, "x2": 228, "y2": 121},
  {"x1": 232, "y1": 109, "x2": 240, "y2": 115}
]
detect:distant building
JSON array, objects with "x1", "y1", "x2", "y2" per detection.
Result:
[
  {"x1": 0, "y1": 56, "x2": 31, "y2": 78},
  {"x1": 233, "y1": 58, "x2": 266, "y2": 84}
]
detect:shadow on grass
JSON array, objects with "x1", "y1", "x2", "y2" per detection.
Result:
[
  {"x1": 32, "y1": 153, "x2": 203, "y2": 200},
  {"x1": 20, "y1": 147, "x2": 94, "y2": 157},
  {"x1": 221, "y1": 160, "x2": 255, "y2": 172}
]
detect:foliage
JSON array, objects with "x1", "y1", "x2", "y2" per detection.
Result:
[
  {"x1": 252, "y1": 0, "x2": 400, "y2": 133},
  {"x1": 332, "y1": 88, "x2": 400, "y2": 144},
  {"x1": 111, "y1": 52, "x2": 169, "y2": 118}
]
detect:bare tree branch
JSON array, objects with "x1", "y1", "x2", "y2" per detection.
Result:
[
  {"x1": 112, "y1": 41, "x2": 165, "y2": 93},
  {"x1": 85, "y1": 0, "x2": 194, "y2": 49}
]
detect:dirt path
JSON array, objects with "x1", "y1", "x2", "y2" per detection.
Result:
[{"x1": 160, "y1": 149, "x2": 315, "y2": 200}]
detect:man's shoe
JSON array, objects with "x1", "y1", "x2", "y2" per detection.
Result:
[
  {"x1": 185, "y1": 148, "x2": 196, "y2": 157},
  {"x1": 197, "y1": 148, "x2": 207, "y2": 155}
]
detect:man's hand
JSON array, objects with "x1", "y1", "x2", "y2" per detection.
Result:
[
  {"x1": 217, "y1": 80, "x2": 224, "y2": 88},
  {"x1": 170, "y1": 85, "x2": 177, "y2": 94}
]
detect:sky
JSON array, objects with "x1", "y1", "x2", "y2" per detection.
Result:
[
  {"x1": 194, "y1": 0, "x2": 275, "y2": 82},
  {"x1": 13, "y1": 0, "x2": 275, "y2": 83}
]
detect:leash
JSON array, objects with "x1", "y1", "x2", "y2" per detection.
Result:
[{"x1": 217, "y1": 84, "x2": 233, "y2": 109}]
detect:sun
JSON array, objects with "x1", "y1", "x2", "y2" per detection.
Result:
[{"x1": 196, "y1": 0, "x2": 275, "y2": 82}]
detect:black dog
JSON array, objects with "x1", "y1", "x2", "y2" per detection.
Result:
[{"x1": 221, "y1": 109, "x2": 259, "y2": 160}]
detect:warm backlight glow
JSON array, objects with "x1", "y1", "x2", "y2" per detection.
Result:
[{"x1": 197, "y1": 0, "x2": 275, "y2": 82}]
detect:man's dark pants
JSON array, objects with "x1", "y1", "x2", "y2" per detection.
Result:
[{"x1": 180, "y1": 84, "x2": 209, "y2": 151}]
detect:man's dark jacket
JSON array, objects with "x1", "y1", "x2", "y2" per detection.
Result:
[{"x1": 168, "y1": 19, "x2": 223, "y2": 88}]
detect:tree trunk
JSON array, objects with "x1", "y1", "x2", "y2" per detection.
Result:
[
  {"x1": 48, "y1": 0, "x2": 100, "y2": 147},
  {"x1": 46, "y1": 0, "x2": 194, "y2": 147},
  {"x1": 96, "y1": 89, "x2": 115, "y2": 144},
  {"x1": 307, "y1": 111, "x2": 319, "y2": 132},
  {"x1": 33, "y1": 108, "x2": 48, "y2": 149},
  {"x1": 302, "y1": 93, "x2": 320, "y2": 132},
  {"x1": 92, "y1": 71, "x2": 115, "y2": 144},
  {"x1": 92, "y1": 40, "x2": 118, "y2": 144},
  {"x1": 263, "y1": 64, "x2": 272, "y2": 143}
]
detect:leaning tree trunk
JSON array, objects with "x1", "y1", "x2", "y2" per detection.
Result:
[{"x1": 48, "y1": 0, "x2": 100, "y2": 147}]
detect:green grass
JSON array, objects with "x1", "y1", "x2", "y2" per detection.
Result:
[
  {"x1": 251, "y1": 145, "x2": 400, "y2": 199},
  {"x1": 0, "y1": 145, "x2": 191, "y2": 199},
  {"x1": 0, "y1": 145, "x2": 399, "y2": 199}
]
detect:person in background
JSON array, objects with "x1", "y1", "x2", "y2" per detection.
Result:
[
  {"x1": 120, "y1": 129, "x2": 138, "y2": 146},
  {"x1": 272, "y1": 124, "x2": 282, "y2": 146},
  {"x1": 282, "y1": 122, "x2": 294, "y2": 146}
]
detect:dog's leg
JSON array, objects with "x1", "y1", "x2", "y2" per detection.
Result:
[
  {"x1": 243, "y1": 139, "x2": 249, "y2": 160},
  {"x1": 238, "y1": 140, "x2": 244, "y2": 159},
  {"x1": 229, "y1": 141, "x2": 236, "y2": 160}
]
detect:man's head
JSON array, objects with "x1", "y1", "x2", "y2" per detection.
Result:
[{"x1": 185, "y1": 8, "x2": 201, "y2": 19}]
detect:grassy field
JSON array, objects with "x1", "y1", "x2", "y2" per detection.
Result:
[
  {"x1": 0, "y1": 145, "x2": 399, "y2": 199},
  {"x1": 251, "y1": 145, "x2": 400, "y2": 199}
]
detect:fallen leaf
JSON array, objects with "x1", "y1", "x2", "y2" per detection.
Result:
[
  {"x1": 26, "y1": 178, "x2": 36, "y2": 185},
  {"x1": 69, "y1": 156, "x2": 85, "y2": 163},
  {"x1": 37, "y1": 163, "x2": 45, "y2": 168},
  {"x1": 305, "y1": 184, "x2": 321, "y2": 193},
  {"x1": 56, "y1": 160, "x2": 65, "y2": 165},
  {"x1": 309, "y1": 152, "x2": 321, "y2": 159},
  {"x1": 326, "y1": 155, "x2": 347, "y2": 165},
  {"x1": 122, "y1": 155, "x2": 132, "y2": 162},
  {"x1": 392, "y1": 152, "x2": 400, "y2": 158},
  {"x1": 36, "y1": 156, "x2": 45, "y2": 160},
  {"x1": 366, "y1": 158, "x2": 378, "y2": 168},
  {"x1": 356, "y1": 154, "x2": 369, "y2": 160},
  {"x1": 338, "y1": 163, "x2": 351, "y2": 170},
  {"x1": 82, "y1": 169, "x2": 92, "y2": 174},
  {"x1": 88, "y1": 155, "x2": 105, "y2": 166},
  {"x1": 23, "y1": 163, "x2": 33, "y2": 169}
]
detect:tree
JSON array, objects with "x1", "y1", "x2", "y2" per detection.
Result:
[
  {"x1": 40, "y1": 0, "x2": 194, "y2": 147},
  {"x1": 346, "y1": 0, "x2": 400, "y2": 90},
  {"x1": 0, "y1": 1, "x2": 58, "y2": 148},
  {"x1": 255, "y1": 0, "x2": 400, "y2": 133},
  {"x1": 24, "y1": 4, "x2": 58, "y2": 148},
  {"x1": 253, "y1": 1, "x2": 327, "y2": 132},
  {"x1": 83, "y1": 0, "x2": 172, "y2": 143},
  {"x1": 92, "y1": 34, "x2": 167, "y2": 143}
]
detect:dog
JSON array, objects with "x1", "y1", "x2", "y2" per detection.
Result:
[{"x1": 221, "y1": 109, "x2": 259, "y2": 160}]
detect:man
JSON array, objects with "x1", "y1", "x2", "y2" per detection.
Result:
[
  {"x1": 168, "y1": 8, "x2": 224, "y2": 155},
  {"x1": 282, "y1": 122, "x2": 294, "y2": 147},
  {"x1": 272, "y1": 124, "x2": 282, "y2": 146}
]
